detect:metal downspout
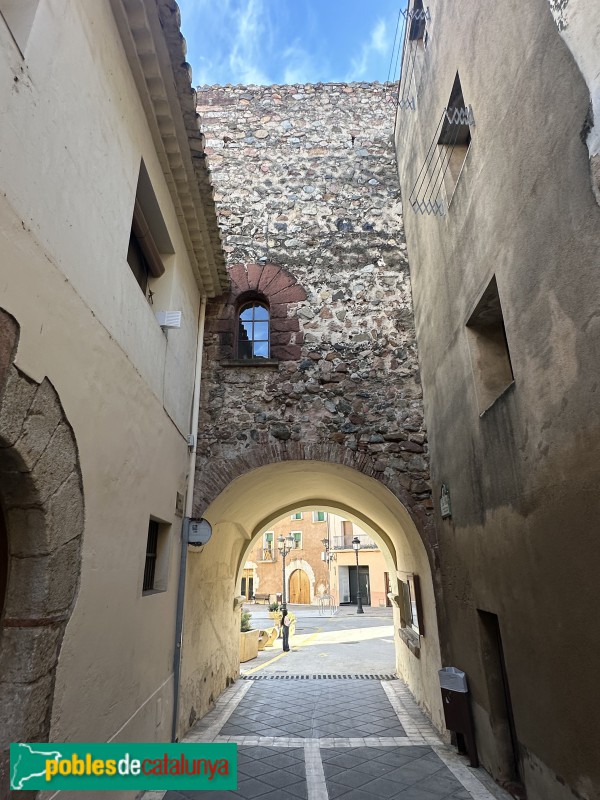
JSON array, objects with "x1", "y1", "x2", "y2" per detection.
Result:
[{"x1": 172, "y1": 295, "x2": 207, "y2": 742}]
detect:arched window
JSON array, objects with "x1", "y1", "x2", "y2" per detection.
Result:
[{"x1": 237, "y1": 302, "x2": 269, "y2": 359}]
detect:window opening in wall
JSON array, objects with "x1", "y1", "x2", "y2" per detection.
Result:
[
  {"x1": 128, "y1": 161, "x2": 173, "y2": 299},
  {"x1": 262, "y1": 531, "x2": 275, "y2": 561},
  {"x1": 0, "y1": 0, "x2": 40, "y2": 54},
  {"x1": 466, "y1": 277, "x2": 514, "y2": 415},
  {"x1": 403, "y1": 574, "x2": 424, "y2": 635},
  {"x1": 142, "y1": 518, "x2": 171, "y2": 594},
  {"x1": 143, "y1": 520, "x2": 159, "y2": 592},
  {"x1": 438, "y1": 73, "x2": 472, "y2": 200},
  {"x1": 312, "y1": 511, "x2": 326, "y2": 522},
  {"x1": 396, "y1": 0, "x2": 430, "y2": 112},
  {"x1": 292, "y1": 530, "x2": 302, "y2": 549},
  {"x1": 241, "y1": 568, "x2": 254, "y2": 601},
  {"x1": 291, "y1": 512, "x2": 302, "y2": 520},
  {"x1": 237, "y1": 302, "x2": 270, "y2": 359},
  {"x1": 409, "y1": 72, "x2": 474, "y2": 216}
]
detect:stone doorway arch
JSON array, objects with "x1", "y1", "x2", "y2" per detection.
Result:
[
  {"x1": 178, "y1": 459, "x2": 444, "y2": 741},
  {"x1": 0, "y1": 310, "x2": 84, "y2": 797}
]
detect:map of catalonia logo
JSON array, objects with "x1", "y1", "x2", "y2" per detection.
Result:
[{"x1": 10, "y1": 742, "x2": 237, "y2": 791}]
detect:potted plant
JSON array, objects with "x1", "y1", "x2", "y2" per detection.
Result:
[
  {"x1": 268, "y1": 601, "x2": 281, "y2": 621},
  {"x1": 239, "y1": 611, "x2": 260, "y2": 662}
]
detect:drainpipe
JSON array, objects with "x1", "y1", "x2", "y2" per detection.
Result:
[{"x1": 172, "y1": 295, "x2": 207, "y2": 742}]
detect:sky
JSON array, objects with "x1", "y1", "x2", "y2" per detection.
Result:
[{"x1": 176, "y1": 0, "x2": 405, "y2": 87}]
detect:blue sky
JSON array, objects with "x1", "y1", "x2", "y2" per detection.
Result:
[{"x1": 177, "y1": 0, "x2": 404, "y2": 87}]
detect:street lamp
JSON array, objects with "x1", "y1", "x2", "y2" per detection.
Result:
[
  {"x1": 277, "y1": 532, "x2": 295, "y2": 613},
  {"x1": 352, "y1": 536, "x2": 364, "y2": 614}
]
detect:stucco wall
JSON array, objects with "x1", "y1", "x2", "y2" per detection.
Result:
[
  {"x1": 0, "y1": 3, "x2": 216, "y2": 795},
  {"x1": 395, "y1": 1, "x2": 600, "y2": 798},
  {"x1": 546, "y1": 0, "x2": 600, "y2": 202}
]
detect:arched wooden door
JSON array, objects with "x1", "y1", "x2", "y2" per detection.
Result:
[{"x1": 289, "y1": 569, "x2": 310, "y2": 604}]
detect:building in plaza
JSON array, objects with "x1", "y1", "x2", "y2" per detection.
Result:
[
  {"x1": 243, "y1": 511, "x2": 391, "y2": 609},
  {"x1": 326, "y1": 514, "x2": 392, "y2": 609},
  {"x1": 242, "y1": 510, "x2": 329, "y2": 604},
  {"x1": 394, "y1": 1, "x2": 600, "y2": 798}
]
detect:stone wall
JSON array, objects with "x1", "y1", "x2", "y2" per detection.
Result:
[{"x1": 195, "y1": 83, "x2": 432, "y2": 536}]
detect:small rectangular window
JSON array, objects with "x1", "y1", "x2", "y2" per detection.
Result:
[
  {"x1": 403, "y1": 574, "x2": 424, "y2": 635},
  {"x1": 128, "y1": 161, "x2": 173, "y2": 298},
  {"x1": 438, "y1": 73, "x2": 472, "y2": 202},
  {"x1": 142, "y1": 518, "x2": 171, "y2": 594},
  {"x1": 408, "y1": 0, "x2": 427, "y2": 41},
  {"x1": 262, "y1": 531, "x2": 274, "y2": 561},
  {"x1": 312, "y1": 511, "x2": 326, "y2": 522},
  {"x1": 291, "y1": 512, "x2": 302, "y2": 520},
  {"x1": 143, "y1": 520, "x2": 159, "y2": 592},
  {"x1": 292, "y1": 531, "x2": 302, "y2": 549},
  {"x1": 466, "y1": 276, "x2": 514, "y2": 415}
]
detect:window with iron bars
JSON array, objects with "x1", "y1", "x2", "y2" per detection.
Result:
[{"x1": 143, "y1": 520, "x2": 160, "y2": 592}]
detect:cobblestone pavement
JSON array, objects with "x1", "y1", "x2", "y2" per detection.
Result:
[{"x1": 145, "y1": 676, "x2": 510, "y2": 800}]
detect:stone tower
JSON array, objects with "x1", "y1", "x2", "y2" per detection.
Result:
[{"x1": 195, "y1": 82, "x2": 433, "y2": 549}]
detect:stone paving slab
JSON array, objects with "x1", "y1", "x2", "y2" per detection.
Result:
[
  {"x1": 321, "y1": 746, "x2": 472, "y2": 800},
  {"x1": 221, "y1": 679, "x2": 406, "y2": 739},
  {"x1": 145, "y1": 676, "x2": 511, "y2": 800},
  {"x1": 163, "y1": 746, "x2": 306, "y2": 800}
]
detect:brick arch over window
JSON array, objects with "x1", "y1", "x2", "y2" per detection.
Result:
[
  {"x1": 194, "y1": 441, "x2": 437, "y2": 572},
  {"x1": 0, "y1": 309, "x2": 84, "y2": 798},
  {"x1": 205, "y1": 262, "x2": 307, "y2": 361}
]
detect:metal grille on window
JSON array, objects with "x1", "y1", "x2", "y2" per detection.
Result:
[
  {"x1": 238, "y1": 303, "x2": 269, "y2": 359},
  {"x1": 396, "y1": 1, "x2": 430, "y2": 111},
  {"x1": 409, "y1": 74, "x2": 474, "y2": 216},
  {"x1": 143, "y1": 520, "x2": 159, "y2": 592}
]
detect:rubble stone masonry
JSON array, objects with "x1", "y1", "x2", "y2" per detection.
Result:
[{"x1": 195, "y1": 83, "x2": 432, "y2": 527}]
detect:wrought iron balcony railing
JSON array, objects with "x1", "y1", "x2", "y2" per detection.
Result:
[{"x1": 331, "y1": 535, "x2": 379, "y2": 551}]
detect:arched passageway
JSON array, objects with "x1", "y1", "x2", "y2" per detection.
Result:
[{"x1": 177, "y1": 460, "x2": 444, "y2": 739}]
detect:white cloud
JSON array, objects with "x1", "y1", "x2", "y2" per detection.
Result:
[
  {"x1": 282, "y1": 42, "x2": 321, "y2": 85},
  {"x1": 228, "y1": 0, "x2": 274, "y2": 85},
  {"x1": 347, "y1": 18, "x2": 389, "y2": 81}
]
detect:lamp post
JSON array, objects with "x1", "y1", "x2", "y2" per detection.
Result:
[
  {"x1": 352, "y1": 536, "x2": 364, "y2": 614},
  {"x1": 277, "y1": 532, "x2": 295, "y2": 613}
]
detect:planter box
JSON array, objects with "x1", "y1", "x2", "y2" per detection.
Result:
[{"x1": 240, "y1": 629, "x2": 260, "y2": 662}]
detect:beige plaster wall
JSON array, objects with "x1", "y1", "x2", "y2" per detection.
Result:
[
  {"x1": 0, "y1": 1, "x2": 200, "y2": 434},
  {"x1": 395, "y1": 0, "x2": 600, "y2": 796},
  {"x1": 0, "y1": 2, "x2": 210, "y2": 791}
]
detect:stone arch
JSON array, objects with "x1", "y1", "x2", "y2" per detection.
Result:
[
  {"x1": 194, "y1": 440, "x2": 437, "y2": 571},
  {"x1": 286, "y1": 559, "x2": 315, "y2": 603},
  {"x1": 205, "y1": 262, "x2": 307, "y2": 361},
  {"x1": 0, "y1": 310, "x2": 84, "y2": 797},
  {"x1": 179, "y1": 459, "x2": 445, "y2": 740}
]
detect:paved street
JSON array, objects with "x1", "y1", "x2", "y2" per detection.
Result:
[{"x1": 144, "y1": 607, "x2": 510, "y2": 800}]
